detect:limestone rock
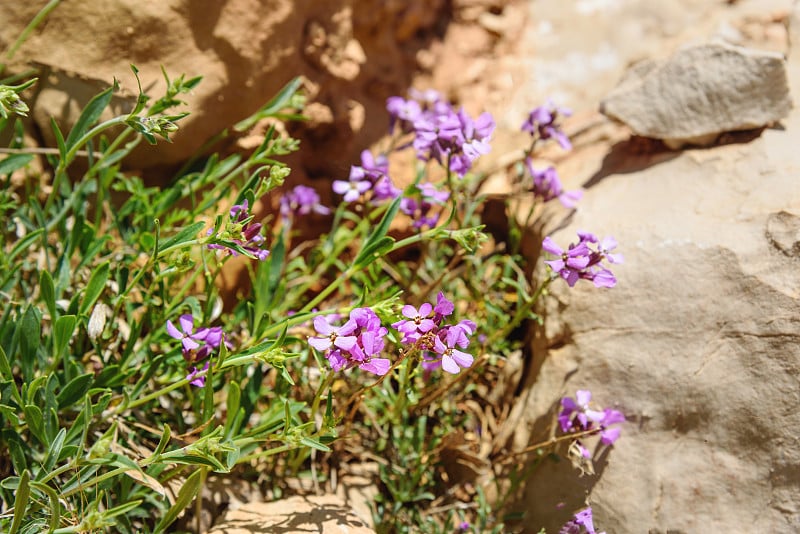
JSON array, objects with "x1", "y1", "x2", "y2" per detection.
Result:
[
  {"x1": 0, "y1": 1, "x2": 448, "y2": 172},
  {"x1": 207, "y1": 494, "x2": 374, "y2": 534},
  {"x1": 600, "y1": 42, "x2": 792, "y2": 147},
  {"x1": 507, "y1": 82, "x2": 800, "y2": 534}
]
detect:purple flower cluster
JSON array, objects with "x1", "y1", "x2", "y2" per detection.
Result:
[
  {"x1": 309, "y1": 308, "x2": 391, "y2": 376},
  {"x1": 526, "y1": 160, "x2": 582, "y2": 209},
  {"x1": 333, "y1": 149, "x2": 400, "y2": 204},
  {"x1": 166, "y1": 314, "x2": 224, "y2": 387},
  {"x1": 400, "y1": 182, "x2": 450, "y2": 229},
  {"x1": 559, "y1": 390, "x2": 625, "y2": 458},
  {"x1": 542, "y1": 231, "x2": 622, "y2": 288},
  {"x1": 208, "y1": 200, "x2": 270, "y2": 261},
  {"x1": 387, "y1": 90, "x2": 495, "y2": 177},
  {"x1": 392, "y1": 292, "x2": 476, "y2": 374},
  {"x1": 560, "y1": 507, "x2": 605, "y2": 534},
  {"x1": 521, "y1": 99, "x2": 572, "y2": 150},
  {"x1": 280, "y1": 185, "x2": 330, "y2": 220}
]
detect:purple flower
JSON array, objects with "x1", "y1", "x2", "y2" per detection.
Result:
[
  {"x1": 433, "y1": 327, "x2": 474, "y2": 374},
  {"x1": 187, "y1": 361, "x2": 209, "y2": 387},
  {"x1": 166, "y1": 315, "x2": 224, "y2": 361},
  {"x1": 542, "y1": 232, "x2": 622, "y2": 288},
  {"x1": 400, "y1": 182, "x2": 449, "y2": 230},
  {"x1": 333, "y1": 177, "x2": 371, "y2": 203},
  {"x1": 522, "y1": 100, "x2": 572, "y2": 150},
  {"x1": 559, "y1": 390, "x2": 625, "y2": 454},
  {"x1": 167, "y1": 315, "x2": 225, "y2": 387},
  {"x1": 308, "y1": 316, "x2": 357, "y2": 352},
  {"x1": 334, "y1": 150, "x2": 400, "y2": 204},
  {"x1": 208, "y1": 200, "x2": 270, "y2": 261},
  {"x1": 392, "y1": 303, "x2": 436, "y2": 343},
  {"x1": 526, "y1": 160, "x2": 582, "y2": 208},
  {"x1": 309, "y1": 308, "x2": 391, "y2": 376},
  {"x1": 280, "y1": 185, "x2": 330, "y2": 220},
  {"x1": 559, "y1": 507, "x2": 605, "y2": 534},
  {"x1": 387, "y1": 92, "x2": 495, "y2": 177}
]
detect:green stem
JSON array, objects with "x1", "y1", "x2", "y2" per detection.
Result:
[
  {"x1": 45, "y1": 116, "x2": 127, "y2": 213},
  {"x1": 3, "y1": 0, "x2": 62, "y2": 65},
  {"x1": 490, "y1": 276, "x2": 551, "y2": 344},
  {"x1": 113, "y1": 377, "x2": 191, "y2": 415}
]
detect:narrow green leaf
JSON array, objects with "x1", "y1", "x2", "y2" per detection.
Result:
[
  {"x1": 153, "y1": 468, "x2": 203, "y2": 534},
  {"x1": 157, "y1": 221, "x2": 205, "y2": 255},
  {"x1": 23, "y1": 404, "x2": 46, "y2": 445},
  {"x1": 56, "y1": 373, "x2": 93, "y2": 408},
  {"x1": 79, "y1": 261, "x2": 109, "y2": 316},
  {"x1": 53, "y1": 315, "x2": 77, "y2": 363},
  {"x1": 0, "y1": 345, "x2": 14, "y2": 381},
  {"x1": 234, "y1": 77, "x2": 303, "y2": 132},
  {"x1": 0, "y1": 153, "x2": 33, "y2": 176},
  {"x1": 8, "y1": 227, "x2": 44, "y2": 262},
  {"x1": 50, "y1": 117, "x2": 66, "y2": 160},
  {"x1": 143, "y1": 424, "x2": 171, "y2": 465},
  {"x1": 299, "y1": 436, "x2": 331, "y2": 452},
  {"x1": 18, "y1": 305, "x2": 40, "y2": 367},
  {"x1": 354, "y1": 197, "x2": 401, "y2": 268},
  {"x1": 102, "y1": 498, "x2": 144, "y2": 520},
  {"x1": 224, "y1": 382, "x2": 241, "y2": 438},
  {"x1": 9, "y1": 469, "x2": 30, "y2": 534},
  {"x1": 29, "y1": 480, "x2": 60, "y2": 533},
  {"x1": 39, "y1": 270, "x2": 56, "y2": 321},
  {"x1": 40, "y1": 428, "x2": 66, "y2": 475},
  {"x1": 65, "y1": 86, "x2": 113, "y2": 151}
]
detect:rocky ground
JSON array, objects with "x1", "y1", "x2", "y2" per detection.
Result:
[{"x1": 2, "y1": 0, "x2": 799, "y2": 532}]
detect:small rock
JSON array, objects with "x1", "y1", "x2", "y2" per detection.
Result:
[
  {"x1": 207, "y1": 494, "x2": 374, "y2": 534},
  {"x1": 600, "y1": 42, "x2": 792, "y2": 148}
]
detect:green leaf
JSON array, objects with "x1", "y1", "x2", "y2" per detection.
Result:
[
  {"x1": 299, "y1": 436, "x2": 331, "y2": 452},
  {"x1": 23, "y1": 404, "x2": 47, "y2": 445},
  {"x1": 153, "y1": 468, "x2": 204, "y2": 534},
  {"x1": 0, "y1": 153, "x2": 33, "y2": 176},
  {"x1": 53, "y1": 315, "x2": 77, "y2": 363},
  {"x1": 354, "y1": 197, "x2": 401, "y2": 268},
  {"x1": 50, "y1": 117, "x2": 66, "y2": 160},
  {"x1": 40, "y1": 428, "x2": 66, "y2": 475},
  {"x1": 224, "y1": 382, "x2": 241, "y2": 439},
  {"x1": 29, "y1": 480, "x2": 60, "y2": 533},
  {"x1": 157, "y1": 221, "x2": 205, "y2": 255},
  {"x1": 9, "y1": 469, "x2": 30, "y2": 534},
  {"x1": 234, "y1": 77, "x2": 303, "y2": 132},
  {"x1": 142, "y1": 424, "x2": 171, "y2": 465},
  {"x1": 65, "y1": 86, "x2": 113, "y2": 151},
  {"x1": 39, "y1": 270, "x2": 56, "y2": 321},
  {"x1": 56, "y1": 373, "x2": 93, "y2": 408},
  {"x1": 18, "y1": 306, "x2": 40, "y2": 370},
  {"x1": 8, "y1": 227, "x2": 44, "y2": 263},
  {"x1": 79, "y1": 261, "x2": 109, "y2": 316}
]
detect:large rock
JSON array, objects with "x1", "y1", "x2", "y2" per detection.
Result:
[
  {"x1": 600, "y1": 42, "x2": 792, "y2": 147},
  {"x1": 0, "y1": 1, "x2": 446, "y2": 172},
  {"x1": 505, "y1": 43, "x2": 800, "y2": 534}
]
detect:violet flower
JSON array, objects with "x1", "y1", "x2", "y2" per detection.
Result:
[
  {"x1": 559, "y1": 506, "x2": 605, "y2": 534},
  {"x1": 280, "y1": 185, "x2": 330, "y2": 220},
  {"x1": 208, "y1": 200, "x2": 270, "y2": 261},
  {"x1": 542, "y1": 232, "x2": 622, "y2": 288},
  {"x1": 309, "y1": 308, "x2": 391, "y2": 376},
  {"x1": 167, "y1": 314, "x2": 225, "y2": 387},
  {"x1": 526, "y1": 160, "x2": 582, "y2": 208},
  {"x1": 522, "y1": 99, "x2": 572, "y2": 150},
  {"x1": 433, "y1": 328, "x2": 474, "y2": 374},
  {"x1": 558, "y1": 389, "x2": 626, "y2": 453}
]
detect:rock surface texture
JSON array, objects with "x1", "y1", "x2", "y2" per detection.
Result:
[
  {"x1": 503, "y1": 3, "x2": 800, "y2": 532},
  {"x1": 207, "y1": 495, "x2": 373, "y2": 534},
  {"x1": 600, "y1": 42, "x2": 793, "y2": 147}
]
